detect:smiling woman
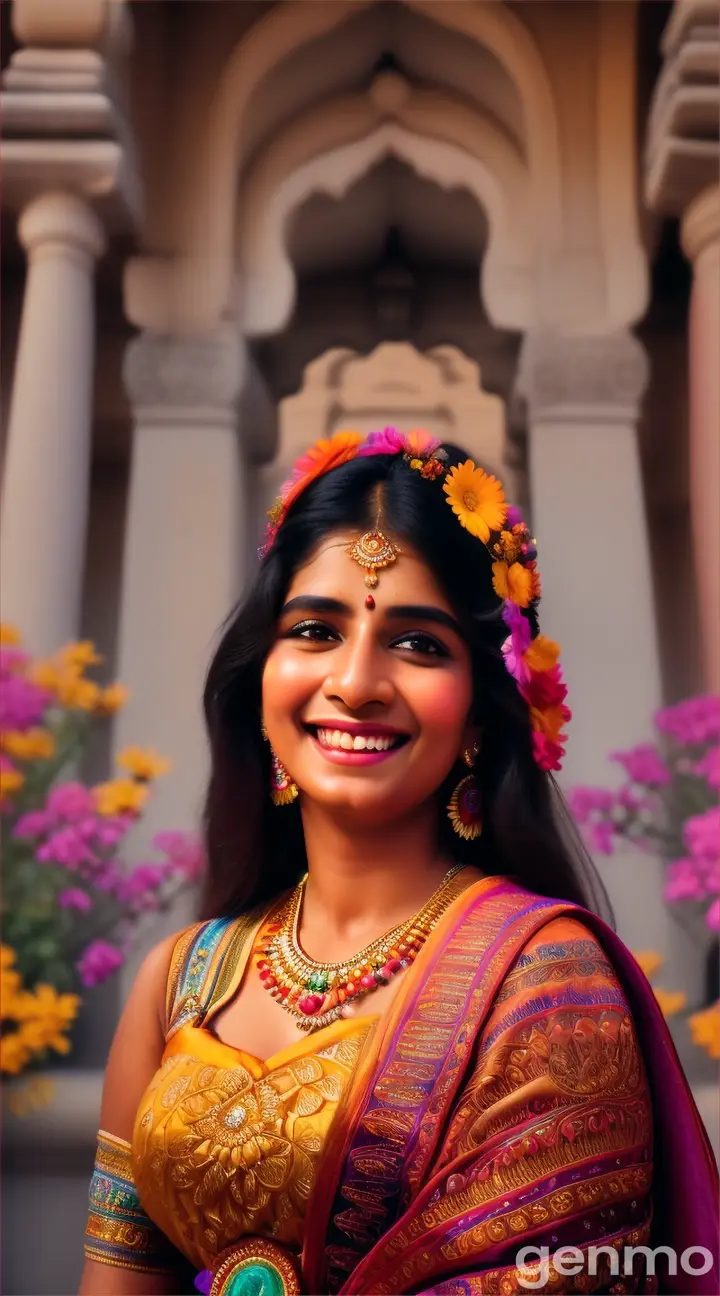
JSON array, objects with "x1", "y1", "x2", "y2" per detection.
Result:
[{"x1": 79, "y1": 432, "x2": 718, "y2": 1296}]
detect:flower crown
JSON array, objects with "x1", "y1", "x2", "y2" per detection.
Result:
[{"x1": 261, "y1": 427, "x2": 570, "y2": 772}]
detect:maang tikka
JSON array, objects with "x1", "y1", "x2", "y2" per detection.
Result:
[
  {"x1": 261, "y1": 720, "x2": 299, "y2": 806},
  {"x1": 447, "y1": 739, "x2": 482, "y2": 840}
]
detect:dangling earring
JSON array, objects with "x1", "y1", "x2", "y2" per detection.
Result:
[
  {"x1": 447, "y1": 739, "x2": 482, "y2": 840},
  {"x1": 261, "y1": 720, "x2": 298, "y2": 806}
]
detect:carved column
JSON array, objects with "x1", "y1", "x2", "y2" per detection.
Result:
[
  {"x1": 519, "y1": 330, "x2": 697, "y2": 991},
  {"x1": 0, "y1": 192, "x2": 106, "y2": 652},
  {"x1": 116, "y1": 329, "x2": 247, "y2": 970}
]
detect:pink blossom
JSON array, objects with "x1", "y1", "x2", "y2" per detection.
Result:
[
  {"x1": 665, "y1": 858, "x2": 707, "y2": 903},
  {"x1": 610, "y1": 743, "x2": 670, "y2": 787},
  {"x1": 654, "y1": 695, "x2": 720, "y2": 746},
  {"x1": 153, "y1": 831, "x2": 206, "y2": 882},
  {"x1": 116, "y1": 864, "x2": 164, "y2": 909},
  {"x1": 358, "y1": 427, "x2": 441, "y2": 458},
  {"x1": 77, "y1": 940, "x2": 124, "y2": 987},
  {"x1": 567, "y1": 786, "x2": 616, "y2": 824},
  {"x1": 506, "y1": 505, "x2": 524, "y2": 529},
  {"x1": 94, "y1": 815, "x2": 133, "y2": 848},
  {"x1": 0, "y1": 647, "x2": 30, "y2": 674},
  {"x1": 0, "y1": 675, "x2": 50, "y2": 729},
  {"x1": 684, "y1": 807, "x2": 720, "y2": 862},
  {"x1": 532, "y1": 731, "x2": 566, "y2": 773},
  {"x1": 501, "y1": 602, "x2": 532, "y2": 685},
  {"x1": 58, "y1": 888, "x2": 93, "y2": 912},
  {"x1": 37, "y1": 825, "x2": 97, "y2": 868},
  {"x1": 695, "y1": 746, "x2": 720, "y2": 790},
  {"x1": 13, "y1": 809, "x2": 51, "y2": 839},
  {"x1": 588, "y1": 820, "x2": 615, "y2": 855},
  {"x1": 47, "y1": 782, "x2": 95, "y2": 825}
]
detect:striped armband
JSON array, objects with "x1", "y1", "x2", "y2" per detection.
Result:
[{"x1": 84, "y1": 1129, "x2": 174, "y2": 1274}]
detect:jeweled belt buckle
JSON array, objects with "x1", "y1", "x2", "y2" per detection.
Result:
[{"x1": 203, "y1": 1238, "x2": 301, "y2": 1296}]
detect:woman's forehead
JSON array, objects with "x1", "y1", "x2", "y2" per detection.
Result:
[{"x1": 284, "y1": 532, "x2": 454, "y2": 610}]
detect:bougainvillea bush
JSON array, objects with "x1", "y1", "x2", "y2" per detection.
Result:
[{"x1": 0, "y1": 626, "x2": 203, "y2": 1077}]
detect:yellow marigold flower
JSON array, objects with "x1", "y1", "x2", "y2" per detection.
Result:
[
  {"x1": 0, "y1": 728, "x2": 55, "y2": 761},
  {"x1": 492, "y1": 560, "x2": 533, "y2": 608},
  {"x1": 689, "y1": 1001, "x2": 720, "y2": 1060},
  {"x1": 93, "y1": 777, "x2": 149, "y2": 817},
  {"x1": 59, "y1": 641, "x2": 102, "y2": 670},
  {"x1": 30, "y1": 661, "x2": 60, "y2": 692},
  {"x1": 443, "y1": 461, "x2": 507, "y2": 543},
  {"x1": 0, "y1": 767, "x2": 25, "y2": 802},
  {"x1": 523, "y1": 635, "x2": 561, "y2": 673},
  {"x1": 633, "y1": 950, "x2": 663, "y2": 979},
  {"x1": 0, "y1": 624, "x2": 21, "y2": 646},
  {"x1": 56, "y1": 674, "x2": 101, "y2": 711},
  {"x1": 7, "y1": 1076, "x2": 55, "y2": 1117},
  {"x1": 95, "y1": 683, "x2": 129, "y2": 715},
  {"x1": 0, "y1": 1032, "x2": 31, "y2": 1075},
  {"x1": 17, "y1": 984, "x2": 80, "y2": 1027},
  {"x1": 0, "y1": 947, "x2": 22, "y2": 1008},
  {"x1": 653, "y1": 988, "x2": 687, "y2": 1017},
  {"x1": 116, "y1": 745, "x2": 170, "y2": 781}
]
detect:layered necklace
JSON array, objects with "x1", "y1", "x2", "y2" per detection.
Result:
[{"x1": 258, "y1": 864, "x2": 465, "y2": 1031}]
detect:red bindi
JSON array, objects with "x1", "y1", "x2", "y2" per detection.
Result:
[{"x1": 365, "y1": 594, "x2": 376, "y2": 610}]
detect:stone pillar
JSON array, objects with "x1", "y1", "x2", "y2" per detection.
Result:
[
  {"x1": 117, "y1": 329, "x2": 247, "y2": 975},
  {"x1": 0, "y1": 191, "x2": 105, "y2": 653},
  {"x1": 519, "y1": 332, "x2": 696, "y2": 989},
  {"x1": 682, "y1": 185, "x2": 720, "y2": 693}
]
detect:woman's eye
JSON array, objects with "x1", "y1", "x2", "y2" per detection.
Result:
[
  {"x1": 285, "y1": 620, "x2": 337, "y2": 643},
  {"x1": 391, "y1": 632, "x2": 448, "y2": 658}
]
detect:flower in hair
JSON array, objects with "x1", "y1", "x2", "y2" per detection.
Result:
[
  {"x1": 262, "y1": 430, "x2": 364, "y2": 551},
  {"x1": 442, "y1": 460, "x2": 507, "y2": 543},
  {"x1": 491, "y1": 559, "x2": 533, "y2": 609},
  {"x1": 358, "y1": 427, "x2": 440, "y2": 458}
]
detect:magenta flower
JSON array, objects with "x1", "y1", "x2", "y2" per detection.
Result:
[
  {"x1": 654, "y1": 695, "x2": 720, "y2": 745},
  {"x1": 684, "y1": 807, "x2": 720, "y2": 862},
  {"x1": 116, "y1": 864, "x2": 164, "y2": 910},
  {"x1": 0, "y1": 647, "x2": 30, "y2": 674},
  {"x1": 532, "y1": 731, "x2": 566, "y2": 773},
  {"x1": 94, "y1": 815, "x2": 133, "y2": 848},
  {"x1": 567, "y1": 786, "x2": 616, "y2": 825},
  {"x1": 505, "y1": 505, "x2": 524, "y2": 528},
  {"x1": 0, "y1": 675, "x2": 50, "y2": 729},
  {"x1": 37, "y1": 826, "x2": 97, "y2": 869},
  {"x1": 153, "y1": 831, "x2": 206, "y2": 882},
  {"x1": 501, "y1": 602, "x2": 531, "y2": 685},
  {"x1": 610, "y1": 743, "x2": 670, "y2": 787},
  {"x1": 665, "y1": 858, "x2": 707, "y2": 903},
  {"x1": 59, "y1": 888, "x2": 93, "y2": 913},
  {"x1": 13, "y1": 809, "x2": 51, "y2": 839},
  {"x1": 588, "y1": 820, "x2": 615, "y2": 855},
  {"x1": 77, "y1": 940, "x2": 124, "y2": 987},
  {"x1": 46, "y1": 782, "x2": 95, "y2": 825}
]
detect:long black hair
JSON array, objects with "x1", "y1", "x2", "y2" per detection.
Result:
[{"x1": 200, "y1": 443, "x2": 612, "y2": 922}]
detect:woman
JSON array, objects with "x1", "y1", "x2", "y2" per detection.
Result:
[{"x1": 80, "y1": 430, "x2": 718, "y2": 1296}]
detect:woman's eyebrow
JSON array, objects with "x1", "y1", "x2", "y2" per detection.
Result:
[{"x1": 280, "y1": 596, "x2": 463, "y2": 637}]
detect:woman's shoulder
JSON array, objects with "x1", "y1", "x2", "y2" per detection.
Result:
[{"x1": 163, "y1": 904, "x2": 274, "y2": 1036}]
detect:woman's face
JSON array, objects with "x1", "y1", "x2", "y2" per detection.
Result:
[{"x1": 261, "y1": 532, "x2": 474, "y2": 823}]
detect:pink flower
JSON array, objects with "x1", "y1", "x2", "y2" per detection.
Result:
[
  {"x1": 610, "y1": 743, "x2": 670, "y2": 787},
  {"x1": 58, "y1": 888, "x2": 93, "y2": 912},
  {"x1": 77, "y1": 940, "x2": 124, "y2": 987},
  {"x1": 505, "y1": 505, "x2": 525, "y2": 528},
  {"x1": 358, "y1": 427, "x2": 442, "y2": 458},
  {"x1": 695, "y1": 746, "x2": 720, "y2": 790},
  {"x1": 684, "y1": 807, "x2": 720, "y2": 862},
  {"x1": 94, "y1": 815, "x2": 133, "y2": 848},
  {"x1": 532, "y1": 731, "x2": 566, "y2": 772},
  {"x1": 116, "y1": 864, "x2": 164, "y2": 910},
  {"x1": 501, "y1": 602, "x2": 532, "y2": 685},
  {"x1": 567, "y1": 786, "x2": 616, "y2": 825},
  {"x1": 13, "y1": 809, "x2": 51, "y2": 839},
  {"x1": 665, "y1": 858, "x2": 707, "y2": 903},
  {"x1": 0, "y1": 676, "x2": 50, "y2": 729},
  {"x1": 37, "y1": 825, "x2": 97, "y2": 868},
  {"x1": 654, "y1": 695, "x2": 720, "y2": 745},
  {"x1": 153, "y1": 831, "x2": 206, "y2": 882},
  {"x1": 0, "y1": 647, "x2": 30, "y2": 674},
  {"x1": 588, "y1": 820, "x2": 615, "y2": 855},
  {"x1": 47, "y1": 783, "x2": 95, "y2": 825}
]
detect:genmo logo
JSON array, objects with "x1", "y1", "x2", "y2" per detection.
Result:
[{"x1": 515, "y1": 1243, "x2": 715, "y2": 1288}]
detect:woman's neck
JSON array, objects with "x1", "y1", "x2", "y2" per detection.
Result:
[{"x1": 297, "y1": 800, "x2": 459, "y2": 958}]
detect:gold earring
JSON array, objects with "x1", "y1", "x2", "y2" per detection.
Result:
[
  {"x1": 447, "y1": 737, "x2": 482, "y2": 840},
  {"x1": 261, "y1": 719, "x2": 298, "y2": 806}
]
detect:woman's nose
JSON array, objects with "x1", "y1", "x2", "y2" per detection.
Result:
[{"x1": 322, "y1": 634, "x2": 394, "y2": 711}]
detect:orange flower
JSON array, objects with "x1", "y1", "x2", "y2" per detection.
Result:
[
  {"x1": 404, "y1": 429, "x2": 441, "y2": 458},
  {"x1": 529, "y1": 704, "x2": 570, "y2": 742},
  {"x1": 281, "y1": 432, "x2": 364, "y2": 514},
  {"x1": 689, "y1": 1001, "x2": 720, "y2": 1059},
  {"x1": 653, "y1": 988, "x2": 687, "y2": 1017},
  {"x1": 93, "y1": 778, "x2": 149, "y2": 817},
  {"x1": 633, "y1": 951, "x2": 663, "y2": 979},
  {"x1": 443, "y1": 461, "x2": 507, "y2": 543},
  {"x1": 95, "y1": 683, "x2": 129, "y2": 716},
  {"x1": 0, "y1": 625, "x2": 21, "y2": 646},
  {"x1": 492, "y1": 561, "x2": 533, "y2": 608},
  {"x1": 116, "y1": 746, "x2": 170, "y2": 781},
  {"x1": 524, "y1": 635, "x2": 560, "y2": 673}
]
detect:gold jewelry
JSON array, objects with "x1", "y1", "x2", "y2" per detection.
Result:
[
  {"x1": 261, "y1": 719, "x2": 299, "y2": 805},
  {"x1": 258, "y1": 864, "x2": 465, "y2": 1030},
  {"x1": 346, "y1": 529, "x2": 401, "y2": 588}
]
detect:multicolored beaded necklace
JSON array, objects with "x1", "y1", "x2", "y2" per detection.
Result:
[{"x1": 257, "y1": 864, "x2": 465, "y2": 1031}]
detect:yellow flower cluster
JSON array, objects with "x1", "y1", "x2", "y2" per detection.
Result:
[
  {"x1": 633, "y1": 950, "x2": 687, "y2": 1017},
  {"x1": 92, "y1": 746, "x2": 171, "y2": 817},
  {"x1": 688, "y1": 1001, "x2": 720, "y2": 1060},
  {"x1": 1, "y1": 947, "x2": 80, "y2": 1076},
  {"x1": 30, "y1": 639, "x2": 129, "y2": 715}
]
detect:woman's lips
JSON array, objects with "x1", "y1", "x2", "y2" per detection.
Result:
[{"x1": 306, "y1": 729, "x2": 408, "y2": 766}]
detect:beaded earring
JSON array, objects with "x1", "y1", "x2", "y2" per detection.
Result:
[
  {"x1": 447, "y1": 739, "x2": 482, "y2": 840},
  {"x1": 261, "y1": 720, "x2": 299, "y2": 807}
]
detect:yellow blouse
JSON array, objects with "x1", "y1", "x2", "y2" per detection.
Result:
[{"x1": 131, "y1": 909, "x2": 378, "y2": 1273}]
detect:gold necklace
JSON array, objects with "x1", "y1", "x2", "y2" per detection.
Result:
[{"x1": 258, "y1": 864, "x2": 465, "y2": 1031}]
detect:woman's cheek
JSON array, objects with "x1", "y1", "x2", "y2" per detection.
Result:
[{"x1": 411, "y1": 671, "x2": 471, "y2": 741}]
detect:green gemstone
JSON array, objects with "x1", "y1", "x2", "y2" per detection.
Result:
[
  {"x1": 224, "y1": 1261, "x2": 286, "y2": 1296},
  {"x1": 305, "y1": 972, "x2": 329, "y2": 993}
]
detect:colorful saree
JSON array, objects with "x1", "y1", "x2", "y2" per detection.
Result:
[
  {"x1": 300, "y1": 876, "x2": 719, "y2": 1295},
  {"x1": 121, "y1": 874, "x2": 718, "y2": 1295}
]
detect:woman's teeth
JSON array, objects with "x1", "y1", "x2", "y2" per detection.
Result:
[{"x1": 315, "y1": 728, "x2": 399, "y2": 751}]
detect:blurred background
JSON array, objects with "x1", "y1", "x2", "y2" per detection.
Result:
[{"x1": 1, "y1": 0, "x2": 718, "y2": 1291}]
